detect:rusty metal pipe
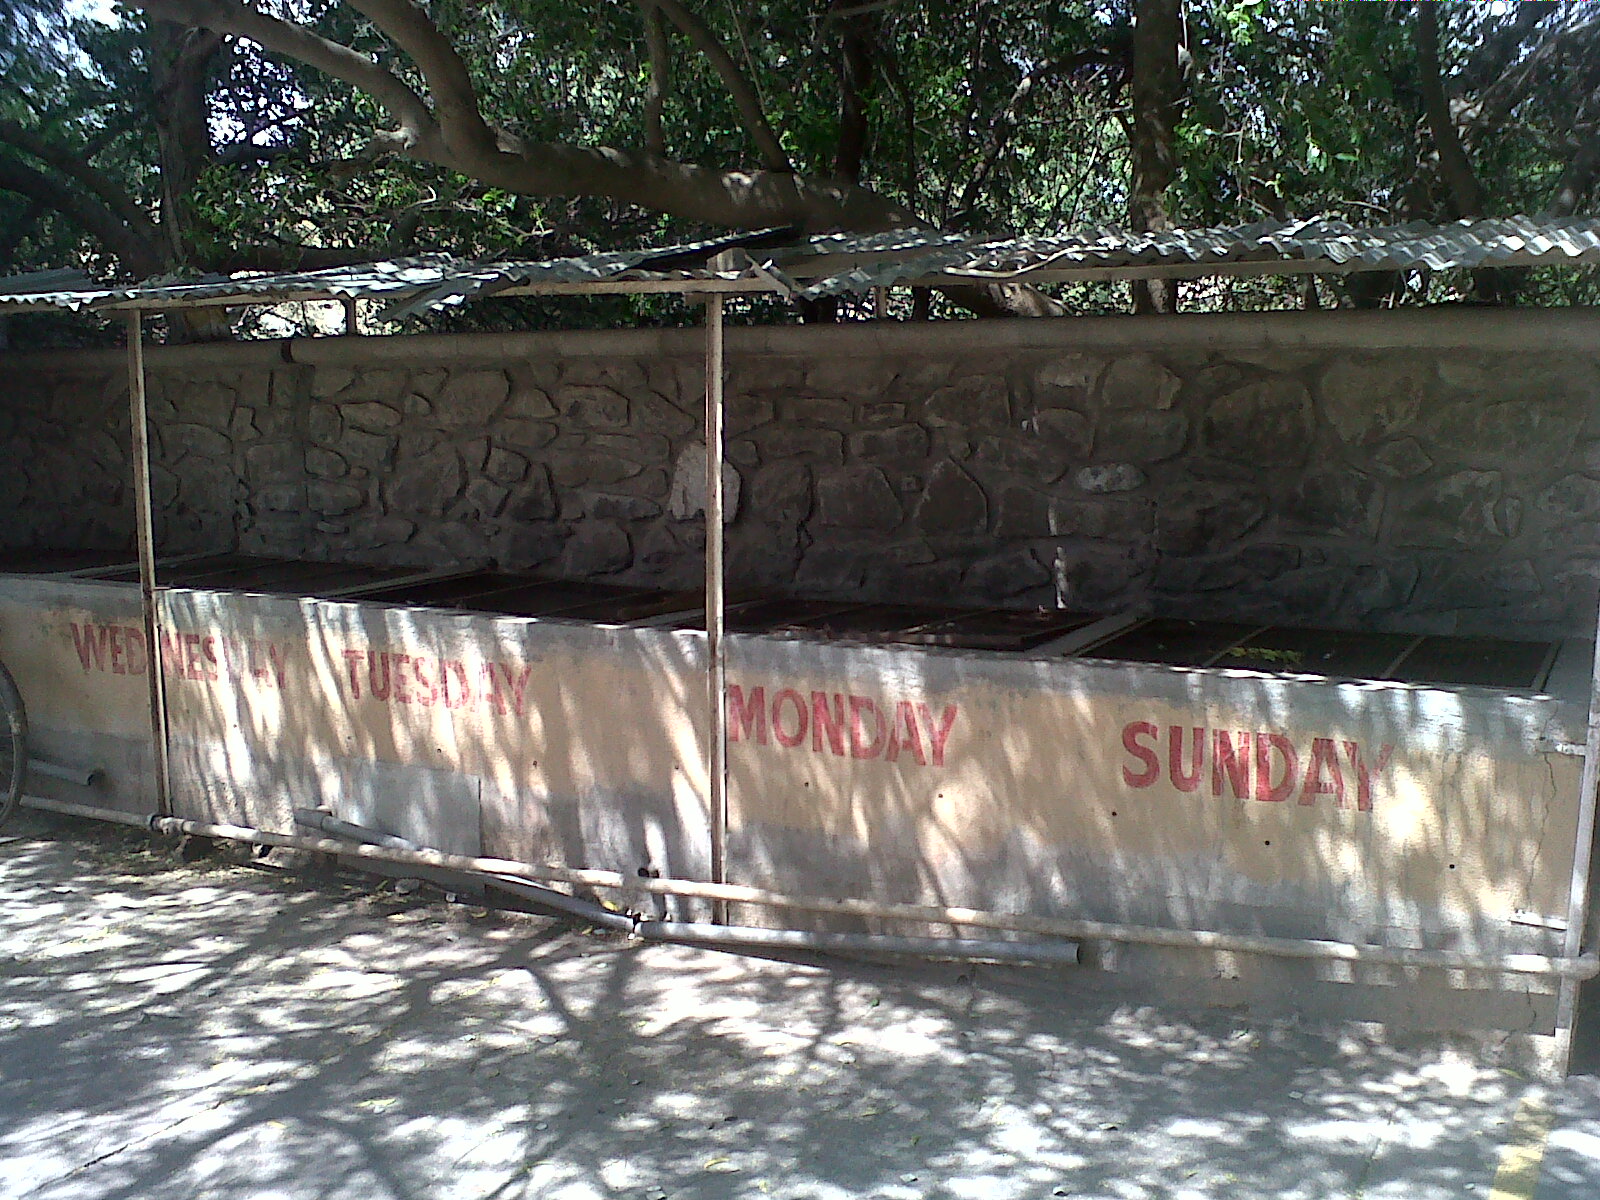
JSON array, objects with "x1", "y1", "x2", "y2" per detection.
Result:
[
  {"x1": 294, "y1": 809, "x2": 1077, "y2": 961},
  {"x1": 21, "y1": 797, "x2": 1600, "y2": 981}
]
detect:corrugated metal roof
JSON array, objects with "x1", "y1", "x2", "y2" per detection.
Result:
[
  {"x1": 1, "y1": 215, "x2": 1596, "y2": 319},
  {"x1": 790, "y1": 215, "x2": 1600, "y2": 298}
]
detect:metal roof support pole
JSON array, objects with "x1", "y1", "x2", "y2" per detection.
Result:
[
  {"x1": 1554, "y1": 594, "x2": 1600, "y2": 1076},
  {"x1": 125, "y1": 310, "x2": 171, "y2": 816},
  {"x1": 704, "y1": 292, "x2": 729, "y2": 925}
]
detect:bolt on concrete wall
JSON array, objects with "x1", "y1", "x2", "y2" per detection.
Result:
[{"x1": 7, "y1": 310, "x2": 1600, "y2": 637}]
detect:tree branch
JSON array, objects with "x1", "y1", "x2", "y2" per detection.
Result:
[
  {"x1": 1416, "y1": 1, "x2": 1484, "y2": 219},
  {"x1": 129, "y1": 0, "x2": 439, "y2": 153},
  {"x1": 831, "y1": 0, "x2": 880, "y2": 184},
  {"x1": 344, "y1": 0, "x2": 497, "y2": 158},
  {"x1": 0, "y1": 156, "x2": 164, "y2": 276},
  {"x1": 0, "y1": 118, "x2": 162, "y2": 249},
  {"x1": 639, "y1": 1, "x2": 670, "y2": 158},
  {"x1": 649, "y1": 0, "x2": 791, "y2": 172},
  {"x1": 125, "y1": 0, "x2": 912, "y2": 233}
]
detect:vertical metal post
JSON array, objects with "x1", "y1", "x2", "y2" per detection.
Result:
[
  {"x1": 704, "y1": 293, "x2": 728, "y2": 924},
  {"x1": 126, "y1": 310, "x2": 171, "y2": 815},
  {"x1": 343, "y1": 296, "x2": 359, "y2": 335},
  {"x1": 1553, "y1": 595, "x2": 1600, "y2": 1074}
]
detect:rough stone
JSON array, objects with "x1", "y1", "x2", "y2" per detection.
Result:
[
  {"x1": 506, "y1": 378, "x2": 557, "y2": 418},
  {"x1": 1319, "y1": 358, "x2": 1429, "y2": 444},
  {"x1": 228, "y1": 406, "x2": 259, "y2": 442},
  {"x1": 498, "y1": 420, "x2": 558, "y2": 451},
  {"x1": 914, "y1": 461, "x2": 987, "y2": 535},
  {"x1": 183, "y1": 382, "x2": 236, "y2": 429},
  {"x1": 781, "y1": 396, "x2": 853, "y2": 426},
  {"x1": 562, "y1": 520, "x2": 631, "y2": 575},
  {"x1": 585, "y1": 432, "x2": 670, "y2": 463},
  {"x1": 1097, "y1": 410, "x2": 1187, "y2": 463},
  {"x1": 815, "y1": 465, "x2": 903, "y2": 529},
  {"x1": 166, "y1": 423, "x2": 232, "y2": 461},
  {"x1": 748, "y1": 461, "x2": 813, "y2": 526},
  {"x1": 850, "y1": 424, "x2": 929, "y2": 462},
  {"x1": 667, "y1": 442, "x2": 741, "y2": 522},
  {"x1": 635, "y1": 524, "x2": 692, "y2": 572},
  {"x1": 924, "y1": 375, "x2": 1009, "y2": 427},
  {"x1": 861, "y1": 402, "x2": 907, "y2": 426},
  {"x1": 503, "y1": 464, "x2": 556, "y2": 521},
  {"x1": 334, "y1": 369, "x2": 408, "y2": 406},
  {"x1": 1154, "y1": 484, "x2": 1267, "y2": 554},
  {"x1": 257, "y1": 483, "x2": 306, "y2": 512},
  {"x1": 308, "y1": 404, "x2": 341, "y2": 445},
  {"x1": 1285, "y1": 469, "x2": 1384, "y2": 538},
  {"x1": 1074, "y1": 463, "x2": 1146, "y2": 494},
  {"x1": 1426, "y1": 399, "x2": 1584, "y2": 464},
  {"x1": 1538, "y1": 473, "x2": 1600, "y2": 521},
  {"x1": 486, "y1": 447, "x2": 529, "y2": 485},
  {"x1": 464, "y1": 477, "x2": 509, "y2": 518},
  {"x1": 1099, "y1": 355, "x2": 1181, "y2": 410},
  {"x1": 1394, "y1": 469, "x2": 1515, "y2": 544},
  {"x1": 748, "y1": 425, "x2": 845, "y2": 464},
  {"x1": 584, "y1": 492, "x2": 662, "y2": 520},
  {"x1": 1020, "y1": 408, "x2": 1091, "y2": 457},
  {"x1": 1034, "y1": 355, "x2": 1101, "y2": 398},
  {"x1": 420, "y1": 521, "x2": 492, "y2": 563},
  {"x1": 632, "y1": 393, "x2": 698, "y2": 438},
  {"x1": 387, "y1": 448, "x2": 463, "y2": 516},
  {"x1": 1205, "y1": 378, "x2": 1312, "y2": 465},
  {"x1": 1373, "y1": 438, "x2": 1433, "y2": 479},
  {"x1": 307, "y1": 481, "x2": 364, "y2": 516},
  {"x1": 964, "y1": 549, "x2": 1050, "y2": 598},
  {"x1": 558, "y1": 385, "x2": 630, "y2": 428},
  {"x1": 342, "y1": 401, "x2": 402, "y2": 432},
  {"x1": 975, "y1": 436, "x2": 1069, "y2": 482},
  {"x1": 727, "y1": 441, "x2": 760, "y2": 469},
  {"x1": 551, "y1": 453, "x2": 642, "y2": 489},
  {"x1": 179, "y1": 458, "x2": 241, "y2": 510},
  {"x1": 995, "y1": 487, "x2": 1051, "y2": 537},
  {"x1": 1049, "y1": 499, "x2": 1154, "y2": 541},
  {"x1": 459, "y1": 437, "x2": 492, "y2": 473},
  {"x1": 245, "y1": 441, "x2": 300, "y2": 482},
  {"x1": 338, "y1": 428, "x2": 397, "y2": 470},
  {"x1": 310, "y1": 367, "x2": 356, "y2": 398},
  {"x1": 1153, "y1": 545, "x2": 1301, "y2": 595},
  {"x1": 808, "y1": 358, "x2": 896, "y2": 395},
  {"x1": 437, "y1": 371, "x2": 510, "y2": 427},
  {"x1": 402, "y1": 393, "x2": 433, "y2": 419}
]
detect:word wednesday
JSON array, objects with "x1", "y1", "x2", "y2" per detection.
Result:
[
  {"x1": 71, "y1": 622, "x2": 289, "y2": 687},
  {"x1": 1122, "y1": 721, "x2": 1394, "y2": 810},
  {"x1": 727, "y1": 684, "x2": 958, "y2": 767}
]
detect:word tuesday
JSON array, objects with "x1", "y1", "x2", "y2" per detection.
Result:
[{"x1": 1122, "y1": 721, "x2": 1395, "y2": 811}]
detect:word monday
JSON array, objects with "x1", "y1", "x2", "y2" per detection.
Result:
[
  {"x1": 1122, "y1": 721, "x2": 1395, "y2": 811},
  {"x1": 727, "y1": 684, "x2": 959, "y2": 768}
]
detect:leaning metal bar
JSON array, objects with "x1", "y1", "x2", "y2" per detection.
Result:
[
  {"x1": 1553, "y1": 594, "x2": 1600, "y2": 1068},
  {"x1": 125, "y1": 311, "x2": 171, "y2": 815},
  {"x1": 22, "y1": 796, "x2": 1597, "y2": 981},
  {"x1": 704, "y1": 291, "x2": 729, "y2": 924}
]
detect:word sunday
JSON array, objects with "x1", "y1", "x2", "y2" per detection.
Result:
[{"x1": 1121, "y1": 720, "x2": 1394, "y2": 811}]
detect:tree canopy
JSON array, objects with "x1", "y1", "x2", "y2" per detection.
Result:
[{"x1": 3, "y1": 0, "x2": 1599, "y2": 334}]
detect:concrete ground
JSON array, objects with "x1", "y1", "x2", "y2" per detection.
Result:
[{"x1": 4, "y1": 812, "x2": 1600, "y2": 1200}]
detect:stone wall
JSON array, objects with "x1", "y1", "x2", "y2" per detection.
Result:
[{"x1": 8, "y1": 308, "x2": 1600, "y2": 638}]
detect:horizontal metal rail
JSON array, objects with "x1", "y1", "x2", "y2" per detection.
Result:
[{"x1": 19, "y1": 794, "x2": 1600, "y2": 980}]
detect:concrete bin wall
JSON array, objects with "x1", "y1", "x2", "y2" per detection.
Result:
[
  {"x1": 0, "y1": 569, "x2": 1593, "y2": 1042},
  {"x1": 0, "y1": 575, "x2": 157, "y2": 815}
]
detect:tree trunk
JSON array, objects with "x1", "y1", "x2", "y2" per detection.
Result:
[{"x1": 1128, "y1": 0, "x2": 1182, "y2": 315}]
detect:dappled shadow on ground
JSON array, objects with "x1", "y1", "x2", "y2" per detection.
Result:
[{"x1": 0, "y1": 815, "x2": 1589, "y2": 1200}]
